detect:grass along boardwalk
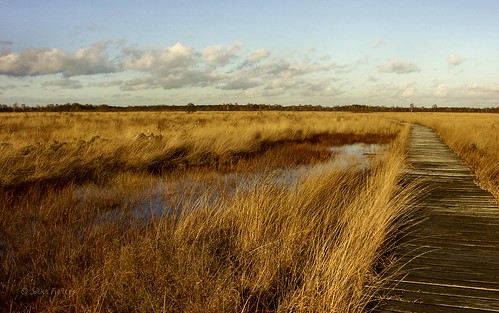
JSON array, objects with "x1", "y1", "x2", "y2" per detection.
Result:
[{"x1": 373, "y1": 124, "x2": 499, "y2": 312}]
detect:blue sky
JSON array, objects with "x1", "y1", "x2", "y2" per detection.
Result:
[{"x1": 1, "y1": 0, "x2": 498, "y2": 107}]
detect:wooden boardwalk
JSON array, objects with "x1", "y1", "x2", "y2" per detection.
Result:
[{"x1": 372, "y1": 124, "x2": 499, "y2": 312}]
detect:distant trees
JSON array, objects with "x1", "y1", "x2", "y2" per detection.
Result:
[
  {"x1": 186, "y1": 103, "x2": 196, "y2": 114},
  {"x1": 0, "y1": 102, "x2": 497, "y2": 113}
]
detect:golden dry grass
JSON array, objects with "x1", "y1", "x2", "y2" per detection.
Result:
[
  {"x1": 0, "y1": 111, "x2": 414, "y2": 312},
  {"x1": 0, "y1": 111, "x2": 399, "y2": 188}
]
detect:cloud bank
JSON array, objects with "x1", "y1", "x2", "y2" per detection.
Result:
[
  {"x1": 1, "y1": 41, "x2": 498, "y2": 107},
  {"x1": 0, "y1": 41, "x2": 346, "y2": 98}
]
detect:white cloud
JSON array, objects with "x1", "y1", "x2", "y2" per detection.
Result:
[
  {"x1": 123, "y1": 42, "x2": 197, "y2": 73},
  {"x1": 378, "y1": 59, "x2": 420, "y2": 74},
  {"x1": 247, "y1": 49, "x2": 270, "y2": 63},
  {"x1": 202, "y1": 43, "x2": 242, "y2": 66},
  {"x1": 121, "y1": 69, "x2": 221, "y2": 91},
  {"x1": 0, "y1": 41, "x2": 117, "y2": 77},
  {"x1": 121, "y1": 42, "x2": 230, "y2": 90},
  {"x1": 65, "y1": 41, "x2": 118, "y2": 76},
  {"x1": 158, "y1": 70, "x2": 221, "y2": 89},
  {"x1": 448, "y1": 53, "x2": 464, "y2": 66},
  {"x1": 0, "y1": 49, "x2": 62, "y2": 76},
  {"x1": 158, "y1": 43, "x2": 197, "y2": 70}
]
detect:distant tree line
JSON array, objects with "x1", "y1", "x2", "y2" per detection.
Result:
[{"x1": 0, "y1": 102, "x2": 498, "y2": 113}]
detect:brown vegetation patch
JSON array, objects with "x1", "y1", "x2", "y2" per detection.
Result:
[{"x1": 229, "y1": 133, "x2": 395, "y2": 172}]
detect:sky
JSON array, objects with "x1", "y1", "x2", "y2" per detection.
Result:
[{"x1": 1, "y1": 0, "x2": 498, "y2": 107}]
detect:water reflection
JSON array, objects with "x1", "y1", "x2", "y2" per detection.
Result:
[{"x1": 76, "y1": 143, "x2": 386, "y2": 221}]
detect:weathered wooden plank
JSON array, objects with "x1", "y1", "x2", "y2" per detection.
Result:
[
  {"x1": 386, "y1": 272, "x2": 499, "y2": 291},
  {"x1": 398, "y1": 250, "x2": 499, "y2": 264},
  {"x1": 386, "y1": 259, "x2": 499, "y2": 281},
  {"x1": 401, "y1": 235, "x2": 499, "y2": 247},
  {"x1": 372, "y1": 124, "x2": 499, "y2": 313},
  {"x1": 399, "y1": 236, "x2": 499, "y2": 249},
  {"x1": 377, "y1": 289, "x2": 499, "y2": 311},
  {"x1": 401, "y1": 224, "x2": 499, "y2": 234},
  {"x1": 401, "y1": 243, "x2": 499, "y2": 255},
  {"x1": 380, "y1": 281, "x2": 499, "y2": 303},
  {"x1": 402, "y1": 226, "x2": 499, "y2": 236},
  {"x1": 372, "y1": 298, "x2": 498, "y2": 313},
  {"x1": 418, "y1": 211, "x2": 499, "y2": 217}
]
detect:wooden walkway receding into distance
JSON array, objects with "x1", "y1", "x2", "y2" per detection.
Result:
[{"x1": 372, "y1": 124, "x2": 499, "y2": 312}]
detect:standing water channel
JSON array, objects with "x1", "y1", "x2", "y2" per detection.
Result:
[{"x1": 75, "y1": 143, "x2": 387, "y2": 222}]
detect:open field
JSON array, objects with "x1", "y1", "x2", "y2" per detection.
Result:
[
  {"x1": 0, "y1": 111, "x2": 419, "y2": 312},
  {"x1": 0, "y1": 111, "x2": 400, "y2": 189},
  {"x1": 383, "y1": 113, "x2": 499, "y2": 200},
  {"x1": 1, "y1": 110, "x2": 497, "y2": 311}
]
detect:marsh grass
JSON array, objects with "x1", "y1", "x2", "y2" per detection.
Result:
[
  {"x1": 0, "y1": 111, "x2": 414, "y2": 312},
  {"x1": 0, "y1": 112, "x2": 398, "y2": 189}
]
